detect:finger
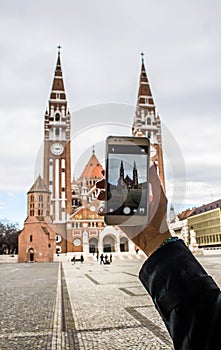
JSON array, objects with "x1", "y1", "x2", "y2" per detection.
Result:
[
  {"x1": 149, "y1": 163, "x2": 161, "y2": 191},
  {"x1": 148, "y1": 163, "x2": 167, "y2": 225},
  {"x1": 149, "y1": 163, "x2": 166, "y2": 199}
]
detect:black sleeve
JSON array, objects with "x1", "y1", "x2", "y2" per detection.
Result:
[{"x1": 139, "y1": 239, "x2": 221, "y2": 350}]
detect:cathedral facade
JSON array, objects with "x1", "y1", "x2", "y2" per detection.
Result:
[{"x1": 18, "y1": 50, "x2": 165, "y2": 262}]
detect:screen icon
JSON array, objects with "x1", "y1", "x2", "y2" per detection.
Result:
[{"x1": 123, "y1": 207, "x2": 131, "y2": 214}]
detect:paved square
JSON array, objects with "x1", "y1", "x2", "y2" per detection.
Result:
[
  {"x1": 64, "y1": 256, "x2": 173, "y2": 349},
  {"x1": 1, "y1": 253, "x2": 221, "y2": 349}
]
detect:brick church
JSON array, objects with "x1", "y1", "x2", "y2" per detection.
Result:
[{"x1": 18, "y1": 50, "x2": 165, "y2": 262}]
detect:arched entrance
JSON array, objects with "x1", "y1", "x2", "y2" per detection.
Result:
[
  {"x1": 28, "y1": 248, "x2": 35, "y2": 262},
  {"x1": 103, "y1": 235, "x2": 116, "y2": 253},
  {"x1": 120, "y1": 237, "x2": 129, "y2": 252},
  {"x1": 89, "y1": 237, "x2": 98, "y2": 253}
]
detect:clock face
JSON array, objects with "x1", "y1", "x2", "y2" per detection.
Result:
[
  {"x1": 56, "y1": 234, "x2": 62, "y2": 243},
  {"x1": 73, "y1": 238, "x2": 81, "y2": 247},
  {"x1": 51, "y1": 143, "x2": 64, "y2": 155},
  {"x1": 150, "y1": 145, "x2": 157, "y2": 158}
]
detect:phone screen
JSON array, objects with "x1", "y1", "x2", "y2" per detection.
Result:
[{"x1": 106, "y1": 143, "x2": 149, "y2": 218}]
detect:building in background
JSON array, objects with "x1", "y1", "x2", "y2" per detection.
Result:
[
  {"x1": 43, "y1": 49, "x2": 72, "y2": 253},
  {"x1": 132, "y1": 53, "x2": 165, "y2": 190},
  {"x1": 18, "y1": 176, "x2": 56, "y2": 262},
  {"x1": 19, "y1": 50, "x2": 167, "y2": 260},
  {"x1": 169, "y1": 199, "x2": 221, "y2": 251}
]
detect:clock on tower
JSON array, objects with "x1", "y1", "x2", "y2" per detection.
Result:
[{"x1": 43, "y1": 49, "x2": 72, "y2": 253}]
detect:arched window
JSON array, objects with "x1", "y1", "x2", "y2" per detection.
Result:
[
  {"x1": 39, "y1": 194, "x2": 43, "y2": 202},
  {"x1": 147, "y1": 117, "x2": 151, "y2": 125},
  {"x1": 55, "y1": 113, "x2": 60, "y2": 121}
]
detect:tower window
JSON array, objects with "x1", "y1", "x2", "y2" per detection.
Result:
[
  {"x1": 39, "y1": 194, "x2": 43, "y2": 202},
  {"x1": 30, "y1": 235, "x2": 33, "y2": 242},
  {"x1": 55, "y1": 128, "x2": 59, "y2": 136},
  {"x1": 55, "y1": 113, "x2": 60, "y2": 121},
  {"x1": 30, "y1": 195, "x2": 34, "y2": 202},
  {"x1": 147, "y1": 117, "x2": 151, "y2": 125},
  {"x1": 56, "y1": 93, "x2": 60, "y2": 99}
]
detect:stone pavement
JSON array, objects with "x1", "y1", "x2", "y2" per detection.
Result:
[
  {"x1": 0, "y1": 263, "x2": 58, "y2": 350},
  {"x1": 1, "y1": 253, "x2": 221, "y2": 349},
  {"x1": 63, "y1": 254, "x2": 173, "y2": 350}
]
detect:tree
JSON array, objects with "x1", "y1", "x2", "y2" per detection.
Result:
[{"x1": 0, "y1": 221, "x2": 20, "y2": 254}]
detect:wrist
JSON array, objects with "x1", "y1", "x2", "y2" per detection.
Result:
[{"x1": 132, "y1": 229, "x2": 171, "y2": 257}]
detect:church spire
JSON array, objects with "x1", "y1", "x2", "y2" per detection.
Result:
[
  {"x1": 137, "y1": 53, "x2": 155, "y2": 109},
  {"x1": 132, "y1": 53, "x2": 165, "y2": 190},
  {"x1": 49, "y1": 46, "x2": 67, "y2": 114},
  {"x1": 119, "y1": 160, "x2": 124, "y2": 180},
  {"x1": 133, "y1": 161, "x2": 138, "y2": 186}
]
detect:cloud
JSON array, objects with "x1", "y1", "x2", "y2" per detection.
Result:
[{"x1": 0, "y1": 0, "x2": 220, "y2": 226}]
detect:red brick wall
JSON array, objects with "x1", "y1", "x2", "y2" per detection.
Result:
[{"x1": 18, "y1": 221, "x2": 56, "y2": 263}]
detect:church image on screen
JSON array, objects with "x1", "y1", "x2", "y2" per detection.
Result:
[{"x1": 107, "y1": 159, "x2": 147, "y2": 215}]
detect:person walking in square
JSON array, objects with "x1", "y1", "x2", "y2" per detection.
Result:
[{"x1": 100, "y1": 253, "x2": 104, "y2": 265}]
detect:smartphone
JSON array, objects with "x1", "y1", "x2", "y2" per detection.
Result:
[{"x1": 104, "y1": 136, "x2": 150, "y2": 226}]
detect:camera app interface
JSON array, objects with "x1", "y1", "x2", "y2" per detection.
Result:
[{"x1": 106, "y1": 144, "x2": 148, "y2": 216}]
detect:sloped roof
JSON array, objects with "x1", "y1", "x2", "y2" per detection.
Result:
[
  {"x1": 28, "y1": 175, "x2": 50, "y2": 194},
  {"x1": 72, "y1": 206, "x2": 99, "y2": 220},
  {"x1": 178, "y1": 208, "x2": 195, "y2": 220},
  {"x1": 137, "y1": 57, "x2": 155, "y2": 107},
  {"x1": 178, "y1": 199, "x2": 221, "y2": 220},
  {"x1": 189, "y1": 199, "x2": 221, "y2": 216},
  {"x1": 79, "y1": 154, "x2": 103, "y2": 179}
]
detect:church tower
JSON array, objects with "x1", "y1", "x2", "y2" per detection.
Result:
[
  {"x1": 43, "y1": 48, "x2": 72, "y2": 250},
  {"x1": 133, "y1": 161, "x2": 138, "y2": 186},
  {"x1": 18, "y1": 176, "x2": 56, "y2": 263},
  {"x1": 120, "y1": 160, "x2": 124, "y2": 181},
  {"x1": 132, "y1": 54, "x2": 165, "y2": 189}
]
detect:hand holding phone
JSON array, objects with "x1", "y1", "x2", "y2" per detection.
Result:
[
  {"x1": 104, "y1": 136, "x2": 150, "y2": 226},
  {"x1": 96, "y1": 155, "x2": 171, "y2": 255}
]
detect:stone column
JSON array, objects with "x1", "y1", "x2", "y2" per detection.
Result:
[{"x1": 83, "y1": 230, "x2": 89, "y2": 254}]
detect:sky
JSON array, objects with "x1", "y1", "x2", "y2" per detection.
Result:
[{"x1": 0, "y1": 0, "x2": 221, "y2": 228}]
